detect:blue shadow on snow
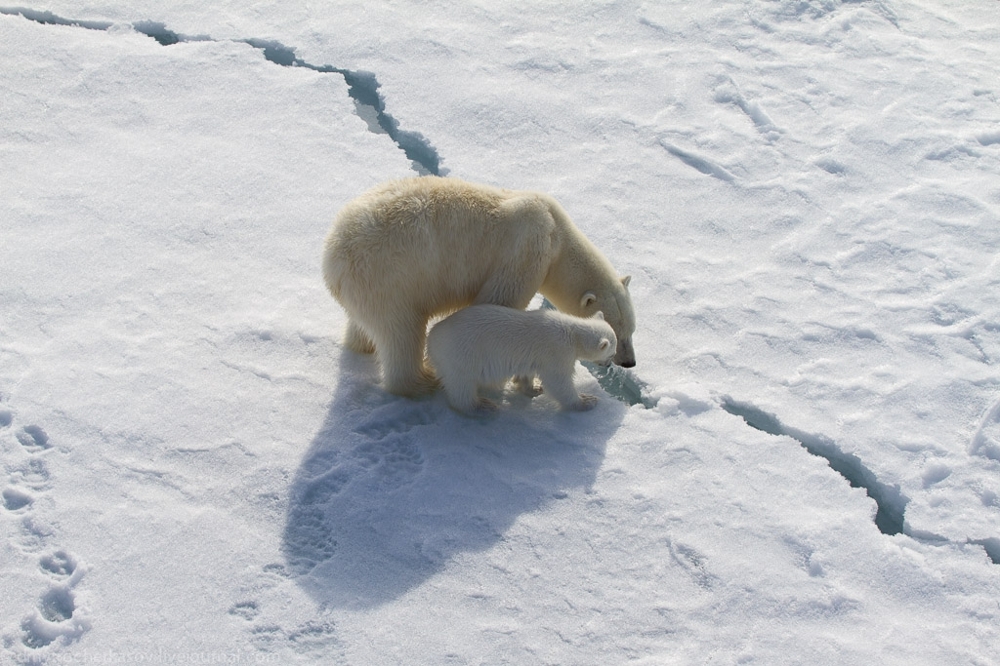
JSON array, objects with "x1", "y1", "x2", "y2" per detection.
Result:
[{"x1": 281, "y1": 348, "x2": 625, "y2": 609}]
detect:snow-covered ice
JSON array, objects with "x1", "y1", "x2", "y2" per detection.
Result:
[{"x1": 2, "y1": 1, "x2": 999, "y2": 663}]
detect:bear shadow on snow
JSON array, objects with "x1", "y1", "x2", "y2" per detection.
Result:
[{"x1": 281, "y1": 346, "x2": 626, "y2": 610}]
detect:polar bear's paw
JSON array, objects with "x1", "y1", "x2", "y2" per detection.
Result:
[
  {"x1": 384, "y1": 367, "x2": 440, "y2": 398},
  {"x1": 474, "y1": 398, "x2": 500, "y2": 414},
  {"x1": 568, "y1": 394, "x2": 599, "y2": 411},
  {"x1": 412, "y1": 369, "x2": 442, "y2": 396}
]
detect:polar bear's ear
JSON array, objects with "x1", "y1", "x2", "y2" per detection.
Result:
[
  {"x1": 593, "y1": 311, "x2": 605, "y2": 321},
  {"x1": 599, "y1": 338, "x2": 611, "y2": 351},
  {"x1": 580, "y1": 292, "x2": 597, "y2": 309},
  {"x1": 621, "y1": 275, "x2": 632, "y2": 289}
]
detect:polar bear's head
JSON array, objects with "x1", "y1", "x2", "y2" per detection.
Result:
[
  {"x1": 578, "y1": 276, "x2": 636, "y2": 368},
  {"x1": 576, "y1": 311, "x2": 618, "y2": 366}
]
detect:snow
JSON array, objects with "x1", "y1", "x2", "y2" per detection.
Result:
[{"x1": 2, "y1": 1, "x2": 999, "y2": 663}]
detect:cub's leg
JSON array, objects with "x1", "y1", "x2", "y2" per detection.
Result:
[
  {"x1": 512, "y1": 374, "x2": 542, "y2": 397},
  {"x1": 440, "y1": 374, "x2": 492, "y2": 414},
  {"x1": 538, "y1": 365, "x2": 597, "y2": 411}
]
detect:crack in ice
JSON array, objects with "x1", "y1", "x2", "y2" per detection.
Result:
[
  {"x1": 240, "y1": 38, "x2": 443, "y2": 176},
  {"x1": 721, "y1": 397, "x2": 908, "y2": 535},
  {"x1": 0, "y1": 5, "x2": 110, "y2": 30},
  {"x1": 581, "y1": 361, "x2": 658, "y2": 409},
  {"x1": 721, "y1": 397, "x2": 999, "y2": 565},
  {"x1": 0, "y1": 6, "x2": 444, "y2": 176}
]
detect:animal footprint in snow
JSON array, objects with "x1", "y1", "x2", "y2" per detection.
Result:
[
  {"x1": 345, "y1": 406, "x2": 427, "y2": 491},
  {"x1": 16, "y1": 516, "x2": 55, "y2": 553},
  {"x1": 38, "y1": 586, "x2": 75, "y2": 623},
  {"x1": 229, "y1": 601, "x2": 260, "y2": 621},
  {"x1": 17, "y1": 425, "x2": 51, "y2": 452},
  {"x1": 13, "y1": 458, "x2": 51, "y2": 491},
  {"x1": 668, "y1": 538, "x2": 716, "y2": 590},
  {"x1": 286, "y1": 619, "x2": 339, "y2": 654},
  {"x1": 21, "y1": 588, "x2": 88, "y2": 649},
  {"x1": 262, "y1": 562, "x2": 291, "y2": 578},
  {"x1": 3, "y1": 487, "x2": 34, "y2": 511},
  {"x1": 353, "y1": 404, "x2": 431, "y2": 441},
  {"x1": 353, "y1": 436, "x2": 424, "y2": 469},
  {"x1": 40, "y1": 550, "x2": 78, "y2": 579},
  {"x1": 251, "y1": 619, "x2": 339, "y2": 655},
  {"x1": 22, "y1": 551, "x2": 89, "y2": 649}
]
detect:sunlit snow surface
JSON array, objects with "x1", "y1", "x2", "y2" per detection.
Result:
[{"x1": 2, "y1": 1, "x2": 1000, "y2": 664}]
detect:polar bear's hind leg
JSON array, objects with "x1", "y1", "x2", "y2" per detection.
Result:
[
  {"x1": 344, "y1": 319, "x2": 376, "y2": 354},
  {"x1": 371, "y1": 314, "x2": 439, "y2": 397}
]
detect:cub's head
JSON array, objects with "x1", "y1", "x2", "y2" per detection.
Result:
[
  {"x1": 578, "y1": 276, "x2": 636, "y2": 367},
  {"x1": 578, "y1": 311, "x2": 618, "y2": 366}
]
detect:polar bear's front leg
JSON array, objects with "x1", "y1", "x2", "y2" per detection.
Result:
[
  {"x1": 471, "y1": 204, "x2": 552, "y2": 309},
  {"x1": 472, "y1": 273, "x2": 539, "y2": 310}
]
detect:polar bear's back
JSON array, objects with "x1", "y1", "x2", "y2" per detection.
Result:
[{"x1": 323, "y1": 177, "x2": 560, "y2": 316}]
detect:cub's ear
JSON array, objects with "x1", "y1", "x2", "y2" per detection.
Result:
[
  {"x1": 580, "y1": 292, "x2": 597, "y2": 309},
  {"x1": 593, "y1": 311, "x2": 605, "y2": 321},
  {"x1": 599, "y1": 339, "x2": 611, "y2": 351},
  {"x1": 621, "y1": 275, "x2": 632, "y2": 289}
]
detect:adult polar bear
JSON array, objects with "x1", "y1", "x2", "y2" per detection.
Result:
[{"x1": 323, "y1": 176, "x2": 636, "y2": 397}]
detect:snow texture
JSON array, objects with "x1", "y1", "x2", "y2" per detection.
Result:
[{"x1": 2, "y1": 1, "x2": 1000, "y2": 664}]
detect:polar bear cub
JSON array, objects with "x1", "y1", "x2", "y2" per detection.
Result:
[{"x1": 427, "y1": 305, "x2": 617, "y2": 413}]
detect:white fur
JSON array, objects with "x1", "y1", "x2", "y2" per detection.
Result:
[
  {"x1": 427, "y1": 305, "x2": 616, "y2": 413},
  {"x1": 322, "y1": 176, "x2": 636, "y2": 396}
]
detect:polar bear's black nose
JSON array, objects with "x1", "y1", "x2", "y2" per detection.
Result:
[{"x1": 619, "y1": 359, "x2": 635, "y2": 368}]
